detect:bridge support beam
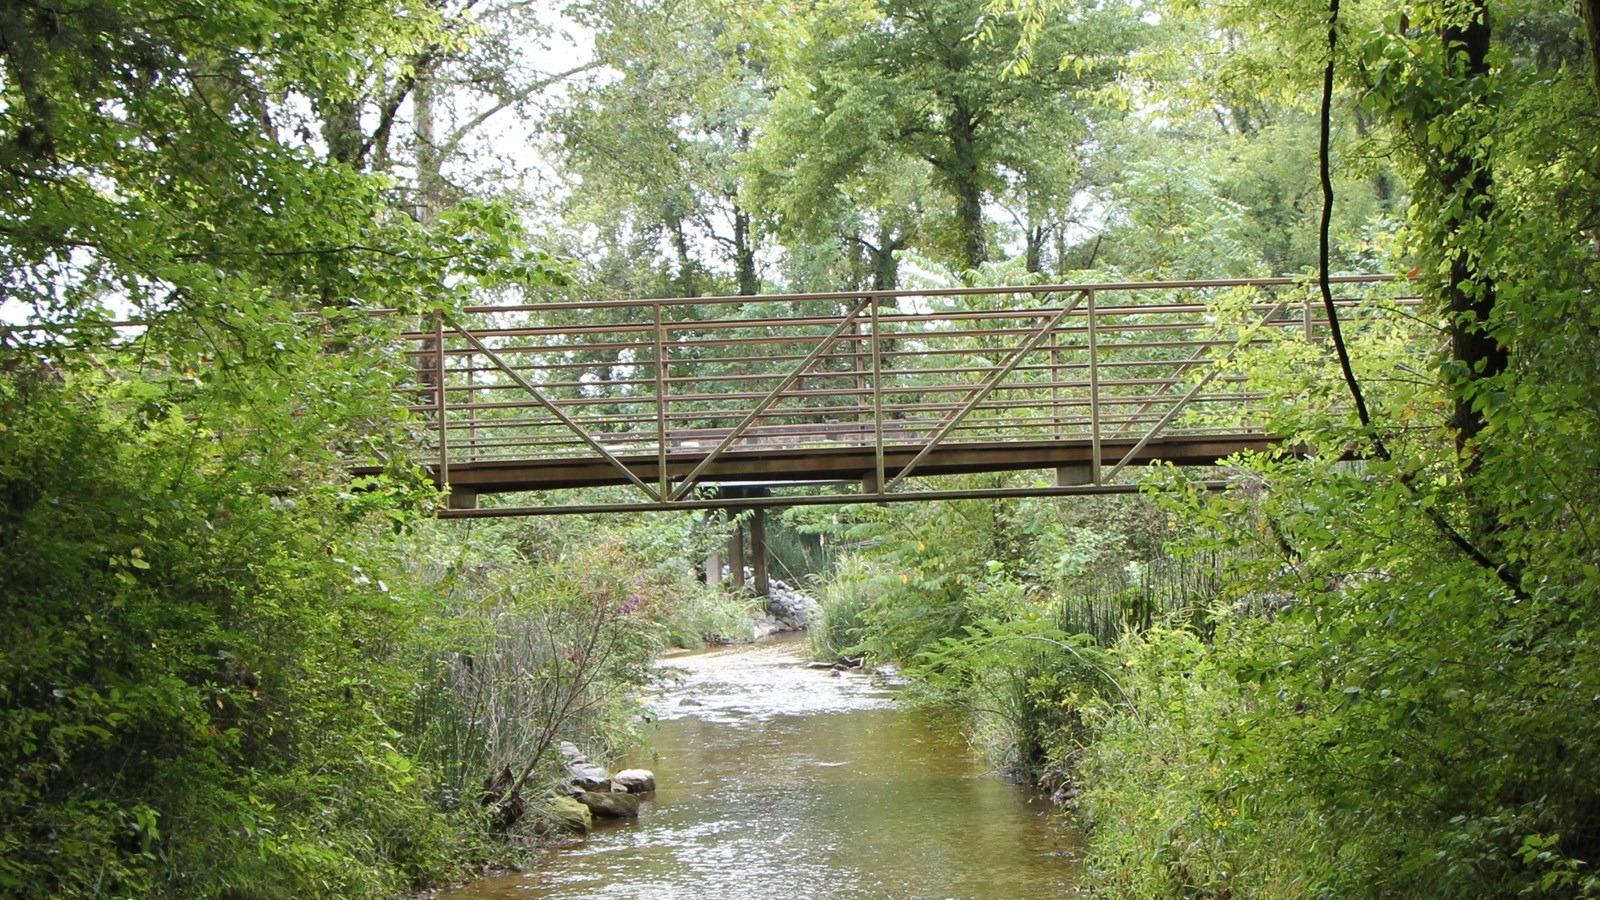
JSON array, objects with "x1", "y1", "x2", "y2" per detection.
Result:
[
  {"x1": 704, "y1": 509, "x2": 723, "y2": 586},
  {"x1": 751, "y1": 506, "x2": 770, "y2": 598},
  {"x1": 728, "y1": 519, "x2": 746, "y2": 592}
]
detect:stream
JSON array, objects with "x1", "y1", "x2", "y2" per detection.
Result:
[{"x1": 442, "y1": 634, "x2": 1082, "y2": 899}]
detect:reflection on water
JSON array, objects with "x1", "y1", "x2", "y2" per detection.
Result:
[{"x1": 443, "y1": 636, "x2": 1081, "y2": 899}]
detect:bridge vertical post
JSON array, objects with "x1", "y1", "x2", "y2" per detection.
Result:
[
  {"x1": 871, "y1": 295, "x2": 885, "y2": 496},
  {"x1": 1303, "y1": 290, "x2": 1314, "y2": 341},
  {"x1": 853, "y1": 314, "x2": 868, "y2": 441},
  {"x1": 654, "y1": 302, "x2": 669, "y2": 499},
  {"x1": 1087, "y1": 290, "x2": 1102, "y2": 485},
  {"x1": 434, "y1": 314, "x2": 449, "y2": 490},
  {"x1": 1050, "y1": 318, "x2": 1062, "y2": 441},
  {"x1": 466, "y1": 351, "x2": 477, "y2": 460}
]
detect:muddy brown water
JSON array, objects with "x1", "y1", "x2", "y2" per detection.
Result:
[{"x1": 441, "y1": 635, "x2": 1082, "y2": 899}]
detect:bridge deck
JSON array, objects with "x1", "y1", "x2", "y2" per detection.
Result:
[
  {"x1": 438, "y1": 433, "x2": 1275, "y2": 494},
  {"x1": 358, "y1": 276, "x2": 1416, "y2": 514}
]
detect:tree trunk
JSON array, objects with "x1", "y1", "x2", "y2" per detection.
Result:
[
  {"x1": 846, "y1": 230, "x2": 868, "y2": 289},
  {"x1": 321, "y1": 98, "x2": 364, "y2": 166},
  {"x1": 1437, "y1": 5, "x2": 1504, "y2": 458},
  {"x1": 1583, "y1": 0, "x2": 1600, "y2": 103},
  {"x1": 871, "y1": 226, "x2": 901, "y2": 291},
  {"x1": 946, "y1": 101, "x2": 987, "y2": 270},
  {"x1": 413, "y1": 54, "x2": 443, "y2": 223},
  {"x1": 670, "y1": 218, "x2": 699, "y2": 298},
  {"x1": 733, "y1": 205, "x2": 758, "y2": 296},
  {"x1": 1024, "y1": 224, "x2": 1047, "y2": 274},
  {"x1": 733, "y1": 126, "x2": 759, "y2": 296},
  {"x1": 1352, "y1": 109, "x2": 1397, "y2": 213}
]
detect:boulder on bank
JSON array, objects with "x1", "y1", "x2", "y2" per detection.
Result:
[
  {"x1": 765, "y1": 578, "x2": 821, "y2": 630},
  {"x1": 749, "y1": 612, "x2": 786, "y2": 641},
  {"x1": 538, "y1": 796, "x2": 593, "y2": 835},
  {"x1": 720, "y1": 569, "x2": 823, "y2": 637},
  {"x1": 565, "y1": 761, "x2": 614, "y2": 791},
  {"x1": 575, "y1": 790, "x2": 641, "y2": 819},
  {"x1": 559, "y1": 741, "x2": 621, "y2": 791},
  {"x1": 614, "y1": 769, "x2": 657, "y2": 794}
]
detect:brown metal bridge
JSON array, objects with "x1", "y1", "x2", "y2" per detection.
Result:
[{"x1": 371, "y1": 275, "x2": 1415, "y2": 518}]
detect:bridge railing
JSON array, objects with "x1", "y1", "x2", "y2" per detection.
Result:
[{"x1": 390, "y1": 275, "x2": 1417, "y2": 504}]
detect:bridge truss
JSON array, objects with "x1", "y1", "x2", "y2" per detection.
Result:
[{"x1": 370, "y1": 275, "x2": 1417, "y2": 516}]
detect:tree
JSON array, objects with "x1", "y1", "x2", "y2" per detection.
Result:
[
  {"x1": 1058, "y1": 0, "x2": 1600, "y2": 894},
  {"x1": 0, "y1": 0, "x2": 558, "y2": 891},
  {"x1": 745, "y1": 137, "x2": 933, "y2": 289},
  {"x1": 406, "y1": 1, "x2": 601, "y2": 219},
  {"x1": 1363, "y1": 3, "x2": 1498, "y2": 457},
  {"x1": 751, "y1": 0, "x2": 1142, "y2": 272},
  {"x1": 549, "y1": 0, "x2": 771, "y2": 297}
]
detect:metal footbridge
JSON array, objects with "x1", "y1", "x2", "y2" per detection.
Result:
[{"x1": 371, "y1": 275, "x2": 1414, "y2": 516}]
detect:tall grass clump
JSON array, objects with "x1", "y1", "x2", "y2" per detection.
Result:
[{"x1": 807, "y1": 554, "x2": 894, "y2": 660}]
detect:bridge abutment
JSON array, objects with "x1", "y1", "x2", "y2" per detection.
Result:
[{"x1": 1055, "y1": 465, "x2": 1094, "y2": 487}]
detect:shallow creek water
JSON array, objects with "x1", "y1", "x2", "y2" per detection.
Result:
[{"x1": 442, "y1": 634, "x2": 1082, "y2": 899}]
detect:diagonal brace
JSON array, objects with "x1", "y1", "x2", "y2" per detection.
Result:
[
  {"x1": 1108, "y1": 342, "x2": 1216, "y2": 440},
  {"x1": 883, "y1": 291, "x2": 1088, "y2": 493},
  {"x1": 1102, "y1": 298, "x2": 1289, "y2": 482},
  {"x1": 671, "y1": 297, "x2": 873, "y2": 500},
  {"x1": 453, "y1": 324, "x2": 663, "y2": 502}
]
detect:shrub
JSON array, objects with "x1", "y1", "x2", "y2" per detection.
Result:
[{"x1": 0, "y1": 369, "x2": 461, "y2": 897}]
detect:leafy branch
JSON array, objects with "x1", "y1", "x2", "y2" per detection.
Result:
[{"x1": 1314, "y1": 0, "x2": 1526, "y2": 602}]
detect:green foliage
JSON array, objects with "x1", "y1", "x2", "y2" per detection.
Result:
[
  {"x1": 609, "y1": 510, "x2": 759, "y2": 647},
  {"x1": 5, "y1": 0, "x2": 1596, "y2": 894},
  {"x1": 1077, "y1": 625, "x2": 1316, "y2": 898},
  {"x1": 0, "y1": 368, "x2": 467, "y2": 896},
  {"x1": 0, "y1": 0, "x2": 559, "y2": 886},
  {"x1": 800, "y1": 478, "x2": 1222, "y2": 788},
  {"x1": 547, "y1": 0, "x2": 770, "y2": 297},
  {"x1": 0, "y1": 355, "x2": 726, "y2": 893},
  {"x1": 807, "y1": 553, "x2": 897, "y2": 659},
  {"x1": 748, "y1": 0, "x2": 1143, "y2": 272},
  {"x1": 1082, "y1": 448, "x2": 1600, "y2": 896},
  {"x1": 1069, "y1": 0, "x2": 1600, "y2": 883},
  {"x1": 437, "y1": 507, "x2": 756, "y2": 649},
  {"x1": 0, "y1": 0, "x2": 552, "y2": 342},
  {"x1": 911, "y1": 615, "x2": 1124, "y2": 779},
  {"x1": 917, "y1": 1, "x2": 1596, "y2": 893},
  {"x1": 409, "y1": 537, "x2": 665, "y2": 816},
  {"x1": 765, "y1": 511, "x2": 838, "y2": 585},
  {"x1": 827, "y1": 491, "x2": 1031, "y2": 661}
]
